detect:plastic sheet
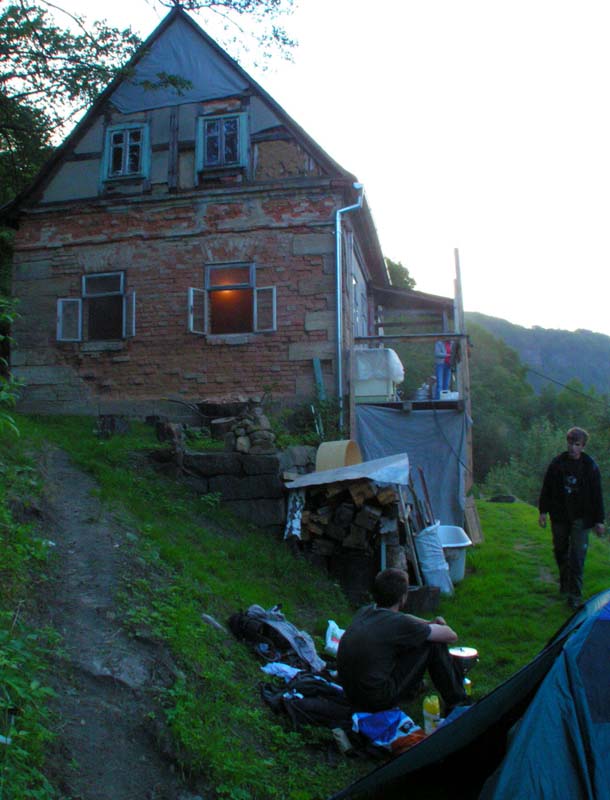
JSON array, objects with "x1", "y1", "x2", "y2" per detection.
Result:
[
  {"x1": 356, "y1": 405, "x2": 467, "y2": 526},
  {"x1": 414, "y1": 522, "x2": 454, "y2": 595},
  {"x1": 354, "y1": 348, "x2": 405, "y2": 383}
]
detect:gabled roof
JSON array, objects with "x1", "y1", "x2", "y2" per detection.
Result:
[{"x1": 1, "y1": 7, "x2": 357, "y2": 217}]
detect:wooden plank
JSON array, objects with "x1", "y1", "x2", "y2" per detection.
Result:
[{"x1": 464, "y1": 496, "x2": 484, "y2": 544}]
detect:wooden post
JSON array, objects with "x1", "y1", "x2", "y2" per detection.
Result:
[{"x1": 454, "y1": 248, "x2": 473, "y2": 495}]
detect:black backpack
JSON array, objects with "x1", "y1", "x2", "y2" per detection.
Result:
[{"x1": 260, "y1": 672, "x2": 354, "y2": 731}]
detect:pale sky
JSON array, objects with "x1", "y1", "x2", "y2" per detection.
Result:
[{"x1": 57, "y1": 0, "x2": 610, "y2": 336}]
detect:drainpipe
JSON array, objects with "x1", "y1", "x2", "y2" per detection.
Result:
[{"x1": 335, "y1": 182, "x2": 364, "y2": 432}]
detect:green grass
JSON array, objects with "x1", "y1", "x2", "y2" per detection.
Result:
[
  {"x1": 2, "y1": 415, "x2": 610, "y2": 799},
  {"x1": 435, "y1": 500, "x2": 610, "y2": 695},
  {"x1": 0, "y1": 429, "x2": 59, "y2": 800}
]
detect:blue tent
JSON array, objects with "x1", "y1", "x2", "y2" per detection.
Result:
[
  {"x1": 480, "y1": 592, "x2": 610, "y2": 799},
  {"x1": 330, "y1": 589, "x2": 610, "y2": 800}
]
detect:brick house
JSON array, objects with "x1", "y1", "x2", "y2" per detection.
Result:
[{"x1": 4, "y1": 7, "x2": 451, "y2": 425}]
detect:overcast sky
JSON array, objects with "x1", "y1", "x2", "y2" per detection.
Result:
[{"x1": 58, "y1": 0, "x2": 610, "y2": 337}]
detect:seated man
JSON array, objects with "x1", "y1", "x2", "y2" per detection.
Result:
[{"x1": 337, "y1": 568, "x2": 467, "y2": 714}]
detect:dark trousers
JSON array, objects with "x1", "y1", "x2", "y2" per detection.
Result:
[
  {"x1": 391, "y1": 641, "x2": 466, "y2": 712},
  {"x1": 551, "y1": 518, "x2": 589, "y2": 602}
]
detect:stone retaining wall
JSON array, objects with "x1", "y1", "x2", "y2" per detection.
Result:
[{"x1": 179, "y1": 445, "x2": 316, "y2": 534}]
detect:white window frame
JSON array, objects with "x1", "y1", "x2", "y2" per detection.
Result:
[
  {"x1": 188, "y1": 287, "x2": 207, "y2": 335},
  {"x1": 101, "y1": 123, "x2": 150, "y2": 181},
  {"x1": 82, "y1": 271, "x2": 125, "y2": 298},
  {"x1": 254, "y1": 286, "x2": 276, "y2": 332},
  {"x1": 123, "y1": 291, "x2": 136, "y2": 338},
  {"x1": 188, "y1": 262, "x2": 276, "y2": 335},
  {"x1": 57, "y1": 298, "x2": 83, "y2": 342},
  {"x1": 195, "y1": 113, "x2": 248, "y2": 174},
  {"x1": 57, "y1": 272, "x2": 135, "y2": 342}
]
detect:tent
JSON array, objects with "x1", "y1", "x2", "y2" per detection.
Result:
[{"x1": 329, "y1": 589, "x2": 610, "y2": 800}]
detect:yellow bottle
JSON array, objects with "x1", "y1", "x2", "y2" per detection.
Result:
[{"x1": 423, "y1": 694, "x2": 441, "y2": 734}]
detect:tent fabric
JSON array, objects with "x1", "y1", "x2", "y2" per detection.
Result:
[
  {"x1": 355, "y1": 406, "x2": 466, "y2": 526},
  {"x1": 329, "y1": 589, "x2": 610, "y2": 800},
  {"x1": 109, "y1": 14, "x2": 249, "y2": 113},
  {"x1": 480, "y1": 597, "x2": 610, "y2": 800}
]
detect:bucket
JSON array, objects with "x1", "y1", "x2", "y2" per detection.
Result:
[
  {"x1": 315, "y1": 440, "x2": 362, "y2": 472},
  {"x1": 437, "y1": 525, "x2": 472, "y2": 583}
]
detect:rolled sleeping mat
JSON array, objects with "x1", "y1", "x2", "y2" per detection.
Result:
[{"x1": 315, "y1": 439, "x2": 363, "y2": 472}]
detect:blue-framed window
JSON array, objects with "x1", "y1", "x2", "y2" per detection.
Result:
[
  {"x1": 195, "y1": 113, "x2": 248, "y2": 173},
  {"x1": 57, "y1": 271, "x2": 136, "y2": 342},
  {"x1": 102, "y1": 123, "x2": 150, "y2": 180}
]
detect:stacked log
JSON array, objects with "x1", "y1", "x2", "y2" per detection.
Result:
[{"x1": 297, "y1": 480, "x2": 407, "y2": 571}]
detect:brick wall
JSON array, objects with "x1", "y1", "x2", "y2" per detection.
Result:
[{"x1": 12, "y1": 186, "x2": 344, "y2": 414}]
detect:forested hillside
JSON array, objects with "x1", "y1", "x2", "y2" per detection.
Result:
[
  {"x1": 466, "y1": 320, "x2": 610, "y2": 508},
  {"x1": 466, "y1": 311, "x2": 610, "y2": 394}
]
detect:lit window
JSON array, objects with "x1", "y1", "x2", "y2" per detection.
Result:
[
  {"x1": 57, "y1": 272, "x2": 136, "y2": 342},
  {"x1": 196, "y1": 113, "x2": 247, "y2": 173},
  {"x1": 188, "y1": 262, "x2": 276, "y2": 336},
  {"x1": 103, "y1": 124, "x2": 149, "y2": 180}
]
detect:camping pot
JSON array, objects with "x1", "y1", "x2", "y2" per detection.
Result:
[{"x1": 449, "y1": 646, "x2": 479, "y2": 676}]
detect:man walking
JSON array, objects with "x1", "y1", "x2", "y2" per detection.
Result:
[
  {"x1": 538, "y1": 427, "x2": 605, "y2": 609},
  {"x1": 337, "y1": 568, "x2": 467, "y2": 714}
]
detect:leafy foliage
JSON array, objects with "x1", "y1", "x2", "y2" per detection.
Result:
[
  {"x1": 468, "y1": 322, "x2": 536, "y2": 480},
  {"x1": 0, "y1": 430, "x2": 57, "y2": 799},
  {"x1": 0, "y1": 2, "x2": 141, "y2": 202},
  {"x1": 0, "y1": 297, "x2": 20, "y2": 436},
  {"x1": 385, "y1": 257, "x2": 416, "y2": 290}
]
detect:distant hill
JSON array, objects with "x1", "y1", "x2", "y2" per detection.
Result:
[{"x1": 465, "y1": 312, "x2": 610, "y2": 395}]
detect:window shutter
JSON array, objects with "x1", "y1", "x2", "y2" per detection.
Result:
[
  {"x1": 57, "y1": 298, "x2": 82, "y2": 341},
  {"x1": 123, "y1": 291, "x2": 136, "y2": 338},
  {"x1": 188, "y1": 288, "x2": 207, "y2": 334},
  {"x1": 254, "y1": 286, "x2": 276, "y2": 332}
]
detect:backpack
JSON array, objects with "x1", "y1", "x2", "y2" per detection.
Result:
[
  {"x1": 228, "y1": 604, "x2": 326, "y2": 672},
  {"x1": 260, "y1": 672, "x2": 354, "y2": 731}
]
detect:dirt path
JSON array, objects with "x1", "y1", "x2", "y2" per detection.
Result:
[{"x1": 35, "y1": 447, "x2": 202, "y2": 800}]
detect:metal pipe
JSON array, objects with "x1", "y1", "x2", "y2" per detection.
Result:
[{"x1": 335, "y1": 182, "x2": 364, "y2": 431}]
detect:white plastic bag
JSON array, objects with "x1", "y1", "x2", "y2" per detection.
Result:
[
  {"x1": 414, "y1": 522, "x2": 454, "y2": 595},
  {"x1": 325, "y1": 620, "x2": 345, "y2": 656}
]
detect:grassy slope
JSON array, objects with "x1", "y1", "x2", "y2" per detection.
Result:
[{"x1": 2, "y1": 415, "x2": 610, "y2": 799}]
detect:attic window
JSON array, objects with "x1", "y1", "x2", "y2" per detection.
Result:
[
  {"x1": 195, "y1": 113, "x2": 248, "y2": 172},
  {"x1": 188, "y1": 262, "x2": 276, "y2": 336},
  {"x1": 103, "y1": 123, "x2": 150, "y2": 180}
]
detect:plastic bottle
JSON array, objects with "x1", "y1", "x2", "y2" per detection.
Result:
[
  {"x1": 423, "y1": 694, "x2": 441, "y2": 734},
  {"x1": 464, "y1": 677, "x2": 472, "y2": 696}
]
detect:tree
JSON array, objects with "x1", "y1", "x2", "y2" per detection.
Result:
[
  {"x1": 385, "y1": 257, "x2": 416, "y2": 291},
  {"x1": 166, "y1": 0, "x2": 296, "y2": 66},
  {"x1": 468, "y1": 323, "x2": 536, "y2": 480},
  {"x1": 0, "y1": 2, "x2": 141, "y2": 202}
]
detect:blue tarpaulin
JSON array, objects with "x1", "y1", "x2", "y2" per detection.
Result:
[{"x1": 355, "y1": 405, "x2": 467, "y2": 527}]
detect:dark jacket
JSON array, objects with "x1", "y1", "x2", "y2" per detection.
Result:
[{"x1": 538, "y1": 452, "x2": 605, "y2": 528}]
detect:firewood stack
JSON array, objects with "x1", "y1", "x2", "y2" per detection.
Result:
[{"x1": 298, "y1": 480, "x2": 408, "y2": 571}]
